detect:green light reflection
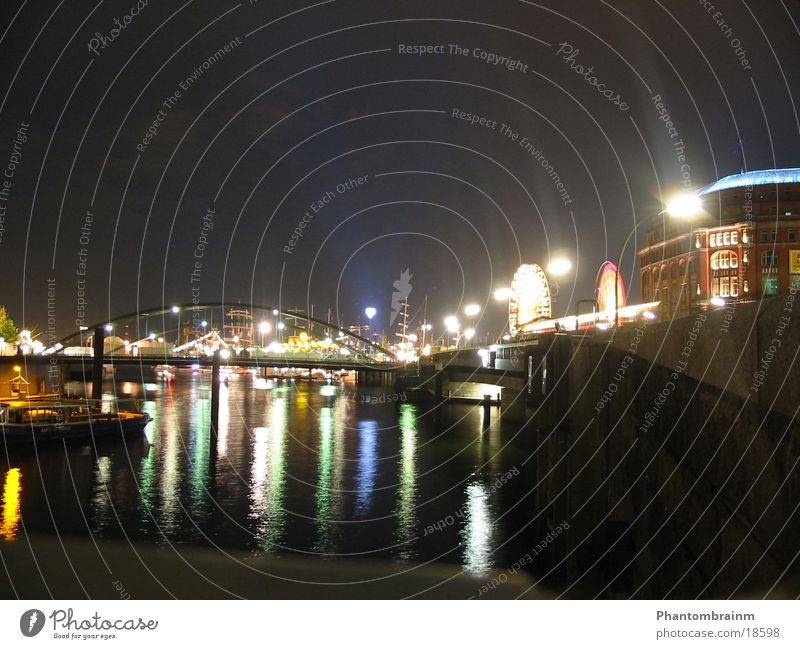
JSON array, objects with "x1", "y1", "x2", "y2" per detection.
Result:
[{"x1": 394, "y1": 404, "x2": 418, "y2": 559}]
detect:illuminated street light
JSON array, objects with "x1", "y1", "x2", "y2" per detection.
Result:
[
  {"x1": 104, "y1": 324, "x2": 113, "y2": 332},
  {"x1": 444, "y1": 315, "x2": 460, "y2": 332},
  {"x1": 200, "y1": 320, "x2": 207, "y2": 328},
  {"x1": 642, "y1": 310, "x2": 657, "y2": 320},
  {"x1": 277, "y1": 322, "x2": 285, "y2": 330},
  {"x1": 464, "y1": 304, "x2": 481, "y2": 317},
  {"x1": 710, "y1": 296, "x2": 726, "y2": 307},
  {"x1": 464, "y1": 328, "x2": 476, "y2": 341},
  {"x1": 666, "y1": 194, "x2": 703, "y2": 218},
  {"x1": 171, "y1": 306, "x2": 180, "y2": 314},
  {"x1": 547, "y1": 258, "x2": 573, "y2": 276},
  {"x1": 272, "y1": 309, "x2": 279, "y2": 316},
  {"x1": 364, "y1": 306, "x2": 377, "y2": 320},
  {"x1": 494, "y1": 287, "x2": 512, "y2": 301}
]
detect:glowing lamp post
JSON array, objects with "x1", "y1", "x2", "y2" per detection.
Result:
[
  {"x1": 444, "y1": 315, "x2": 460, "y2": 348},
  {"x1": 258, "y1": 321, "x2": 271, "y2": 348}
]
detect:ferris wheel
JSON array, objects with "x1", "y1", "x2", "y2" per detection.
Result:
[{"x1": 509, "y1": 264, "x2": 552, "y2": 335}]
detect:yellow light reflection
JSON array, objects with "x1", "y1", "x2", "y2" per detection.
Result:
[
  {"x1": 0, "y1": 468, "x2": 22, "y2": 540},
  {"x1": 249, "y1": 397, "x2": 287, "y2": 551},
  {"x1": 314, "y1": 407, "x2": 334, "y2": 553},
  {"x1": 90, "y1": 457, "x2": 112, "y2": 533}
]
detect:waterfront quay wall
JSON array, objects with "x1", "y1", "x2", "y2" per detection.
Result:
[{"x1": 535, "y1": 296, "x2": 800, "y2": 597}]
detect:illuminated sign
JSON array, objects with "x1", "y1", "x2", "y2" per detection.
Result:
[
  {"x1": 789, "y1": 250, "x2": 800, "y2": 274},
  {"x1": 509, "y1": 264, "x2": 552, "y2": 334}
]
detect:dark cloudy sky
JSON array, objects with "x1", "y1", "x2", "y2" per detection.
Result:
[{"x1": 1, "y1": 0, "x2": 799, "y2": 338}]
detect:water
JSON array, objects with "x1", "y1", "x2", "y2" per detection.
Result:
[{"x1": 0, "y1": 370, "x2": 541, "y2": 577}]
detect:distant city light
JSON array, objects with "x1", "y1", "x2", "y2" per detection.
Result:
[
  {"x1": 464, "y1": 304, "x2": 481, "y2": 317},
  {"x1": 277, "y1": 322, "x2": 285, "y2": 330},
  {"x1": 200, "y1": 320, "x2": 208, "y2": 328},
  {"x1": 259, "y1": 321, "x2": 271, "y2": 335},
  {"x1": 104, "y1": 324, "x2": 113, "y2": 332},
  {"x1": 547, "y1": 258, "x2": 573, "y2": 276},
  {"x1": 464, "y1": 328, "x2": 476, "y2": 340},
  {"x1": 171, "y1": 306, "x2": 180, "y2": 314},
  {"x1": 272, "y1": 309, "x2": 279, "y2": 316}
]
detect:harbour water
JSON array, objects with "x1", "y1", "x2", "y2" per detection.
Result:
[{"x1": 0, "y1": 370, "x2": 543, "y2": 579}]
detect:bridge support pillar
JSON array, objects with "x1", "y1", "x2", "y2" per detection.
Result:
[
  {"x1": 91, "y1": 327, "x2": 105, "y2": 401},
  {"x1": 500, "y1": 387, "x2": 527, "y2": 423}
]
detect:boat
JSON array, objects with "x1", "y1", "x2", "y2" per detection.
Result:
[{"x1": 0, "y1": 394, "x2": 151, "y2": 444}]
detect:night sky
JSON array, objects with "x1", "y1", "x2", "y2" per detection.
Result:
[{"x1": 1, "y1": 0, "x2": 799, "y2": 338}]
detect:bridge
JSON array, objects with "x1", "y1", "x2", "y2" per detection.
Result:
[{"x1": 0, "y1": 302, "x2": 405, "y2": 402}]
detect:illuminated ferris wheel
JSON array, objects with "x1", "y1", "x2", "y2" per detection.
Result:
[{"x1": 509, "y1": 264, "x2": 552, "y2": 335}]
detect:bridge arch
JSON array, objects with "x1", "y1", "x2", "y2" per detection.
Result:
[{"x1": 53, "y1": 302, "x2": 396, "y2": 360}]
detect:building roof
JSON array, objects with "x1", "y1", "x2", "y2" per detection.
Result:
[{"x1": 698, "y1": 168, "x2": 800, "y2": 195}]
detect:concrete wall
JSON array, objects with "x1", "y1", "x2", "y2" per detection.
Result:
[{"x1": 532, "y1": 297, "x2": 800, "y2": 597}]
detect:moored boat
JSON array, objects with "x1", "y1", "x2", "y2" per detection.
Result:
[{"x1": 0, "y1": 394, "x2": 151, "y2": 444}]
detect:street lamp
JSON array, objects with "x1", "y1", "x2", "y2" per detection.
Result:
[
  {"x1": 464, "y1": 304, "x2": 481, "y2": 317},
  {"x1": 419, "y1": 322, "x2": 432, "y2": 354},
  {"x1": 444, "y1": 315, "x2": 460, "y2": 348},
  {"x1": 613, "y1": 192, "x2": 703, "y2": 326},
  {"x1": 170, "y1": 306, "x2": 181, "y2": 346},
  {"x1": 493, "y1": 287, "x2": 514, "y2": 339},
  {"x1": 258, "y1": 321, "x2": 271, "y2": 347}
]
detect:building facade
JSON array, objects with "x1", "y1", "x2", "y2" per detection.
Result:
[{"x1": 638, "y1": 168, "x2": 800, "y2": 316}]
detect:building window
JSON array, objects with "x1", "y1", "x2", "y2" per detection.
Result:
[
  {"x1": 760, "y1": 231, "x2": 769, "y2": 243},
  {"x1": 710, "y1": 233, "x2": 717, "y2": 247},
  {"x1": 720, "y1": 277, "x2": 730, "y2": 297},
  {"x1": 761, "y1": 251, "x2": 779, "y2": 268},
  {"x1": 711, "y1": 250, "x2": 738, "y2": 269},
  {"x1": 731, "y1": 278, "x2": 739, "y2": 297},
  {"x1": 789, "y1": 230, "x2": 797, "y2": 242},
  {"x1": 723, "y1": 232, "x2": 731, "y2": 245},
  {"x1": 763, "y1": 276, "x2": 779, "y2": 295},
  {"x1": 731, "y1": 231, "x2": 738, "y2": 244},
  {"x1": 712, "y1": 278, "x2": 719, "y2": 296},
  {"x1": 772, "y1": 230, "x2": 779, "y2": 242}
]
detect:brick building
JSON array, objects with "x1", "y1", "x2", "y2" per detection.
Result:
[{"x1": 638, "y1": 168, "x2": 800, "y2": 316}]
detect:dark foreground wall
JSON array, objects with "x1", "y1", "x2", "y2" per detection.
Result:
[{"x1": 533, "y1": 296, "x2": 800, "y2": 598}]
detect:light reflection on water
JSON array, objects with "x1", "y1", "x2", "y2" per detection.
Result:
[{"x1": 0, "y1": 372, "x2": 534, "y2": 571}]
